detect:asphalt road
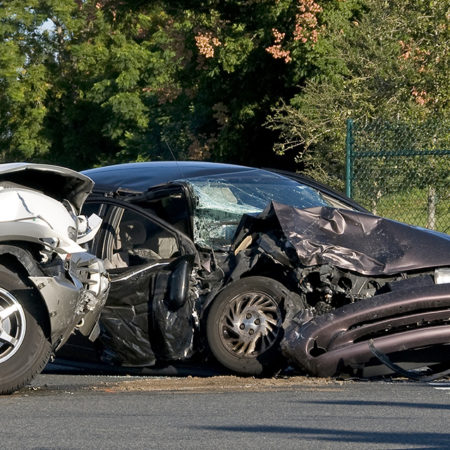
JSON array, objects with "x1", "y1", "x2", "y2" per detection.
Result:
[{"x1": 1, "y1": 374, "x2": 450, "y2": 449}]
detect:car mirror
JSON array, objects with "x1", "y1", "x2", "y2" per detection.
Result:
[{"x1": 168, "y1": 257, "x2": 192, "y2": 310}]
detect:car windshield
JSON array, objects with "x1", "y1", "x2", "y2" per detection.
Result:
[{"x1": 181, "y1": 169, "x2": 337, "y2": 249}]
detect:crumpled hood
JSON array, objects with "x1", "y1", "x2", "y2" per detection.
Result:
[
  {"x1": 235, "y1": 202, "x2": 450, "y2": 276},
  {"x1": 0, "y1": 163, "x2": 94, "y2": 213}
]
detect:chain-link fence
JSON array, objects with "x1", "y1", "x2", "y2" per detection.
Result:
[{"x1": 345, "y1": 119, "x2": 450, "y2": 233}]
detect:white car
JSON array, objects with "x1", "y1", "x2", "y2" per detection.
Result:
[{"x1": 0, "y1": 163, "x2": 109, "y2": 394}]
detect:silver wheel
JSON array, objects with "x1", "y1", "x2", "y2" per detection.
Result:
[
  {"x1": 219, "y1": 291, "x2": 282, "y2": 358},
  {"x1": 207, "y1": 276, "x2": 303, "y2": 375},
  {"x1": 0, "y1": 287, "x2": 26, "y2": 364},
  {"x1": 0, "y1": 264, "x2": 51, "y2": 395}
]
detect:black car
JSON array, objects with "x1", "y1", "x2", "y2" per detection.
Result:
[{"x1": 64, "y1": 161, "x2": 450, "y2": 378}]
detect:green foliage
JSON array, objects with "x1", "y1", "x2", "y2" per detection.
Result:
[
  {"x1": 0, "y1": 0, "x2": 447, "y2": 176},
  {"x1": 0, "y1": 1, "x2": 51, "y2": 160},
  {"x1": 266, "y1": 0, "x2": 449, "y2": 189},
  {"x1": 1, "y1": 0, "x2": 343, "y2": 169}
]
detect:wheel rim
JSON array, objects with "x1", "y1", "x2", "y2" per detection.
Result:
[
  {"x1": 219, "y1": 291, "x2": 282, "y2": 358},
  {"x1": 0, "y1": 288, "x2": 26, "y2": 363}
]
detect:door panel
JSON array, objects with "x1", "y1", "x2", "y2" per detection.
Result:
[
  {"x1": 81, "y1": 198, "x2": 196, "y2": 366},
  {"x1": 102, "y1": 257, "x2": 195, "y2": 366}
]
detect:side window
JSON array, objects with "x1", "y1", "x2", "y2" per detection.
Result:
[
  {"x1": 112, "y1": 208, "x2": 179, "y2": 268},
  {"x1": 129, "y1": 189, "x2": 191, "y2": 237},
  {"x1": 81, "y1": 202, "x2": 103, "y2": 218},
  {"x1": 80, "y1": 202, "x2": 106, "y2": 254},
  {"x1": 85, "y1": 203, "x2": 180, "y2": 269}
]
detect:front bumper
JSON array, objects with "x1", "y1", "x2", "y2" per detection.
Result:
[
  {"x1": 30, "y1": 253, "x2": 109, "y2": 350},
  {"x1": 282, "y1": 283, "x2": 450, "y2": 377}
]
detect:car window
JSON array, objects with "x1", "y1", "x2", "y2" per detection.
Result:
[
  {"x1": 84, "y1": 203, "x2": 180, "y2": 268},
  {"x1": 127, "y1": 187, "x2": 191, "y2": 237},
  {"x1": 181, "y1": 170, "x2": 333, "y2": 249}
]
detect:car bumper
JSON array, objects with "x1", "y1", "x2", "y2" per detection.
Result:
[
  {"x1": 30, "y1": 253, "x2": 109, "y2": 350},
  {"x1": 282, "y1": 283, "x2": 450, "y2": 377}
]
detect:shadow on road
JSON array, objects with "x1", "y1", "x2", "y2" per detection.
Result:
[
  {"x1": 298, "y1": 399, "x2": 450, "y2": 411},
  {"x1": 196, "y1": 425, "x2": 450, "y2": 448}
]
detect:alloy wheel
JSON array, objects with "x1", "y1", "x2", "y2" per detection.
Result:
[{"x1": 0, "y1": 288, "x2": 26, "y2": 364}]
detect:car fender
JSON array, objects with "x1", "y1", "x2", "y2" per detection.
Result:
[{"x1": 0, "y1": 245, "x2": 107, "y2": 348}]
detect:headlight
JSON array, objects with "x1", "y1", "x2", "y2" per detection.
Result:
[{"x1": 435, "y1": 268, "x2": 450, "y2": 284}]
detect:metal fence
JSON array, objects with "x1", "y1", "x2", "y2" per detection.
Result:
[{"x1": 345, "y1": 119, "x2": 450, "y2": 233}]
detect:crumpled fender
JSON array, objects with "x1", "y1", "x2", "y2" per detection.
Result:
[
  {"x1": 29, "y1": 274, "x2": 87, "y2": 348},
  {"x1": 0, "y1": 245, "x2": 108, "y2": 348}
]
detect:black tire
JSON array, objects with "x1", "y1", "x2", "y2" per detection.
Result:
[
  {"x1": 0, "y1": 264, "x2": 52, "y2": 395},
  {"x1": 206, "y1": 276, "x2": 288, "y2": 376}
]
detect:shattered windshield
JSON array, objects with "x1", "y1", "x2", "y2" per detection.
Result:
[{"x1": 182, "y1": 169, "x2": 333, "y2": 249}]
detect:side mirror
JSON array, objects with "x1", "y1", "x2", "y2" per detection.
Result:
[{"x1": 168, "y1": 257, "x2": 192, "y2": 310}]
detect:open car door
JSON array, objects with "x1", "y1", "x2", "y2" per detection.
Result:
[{"x1": 76, "y1": 192, "x2": 198, "y2": 367}]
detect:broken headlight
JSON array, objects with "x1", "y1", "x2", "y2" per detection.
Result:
[{"x1": 435, "y1": 268, "x2": 450, "y2": 284}]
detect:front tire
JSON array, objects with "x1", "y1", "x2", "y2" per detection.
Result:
[
  {"x1": 0, "y1": 264, "x2": 51, "y2": 395},
  {"x1": 206, "y1": 276, "x2": 288, "y2": 376}
]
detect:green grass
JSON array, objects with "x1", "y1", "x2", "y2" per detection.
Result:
[{"x1": 354, "y1": 187, "x2": 450, "y2": 234}]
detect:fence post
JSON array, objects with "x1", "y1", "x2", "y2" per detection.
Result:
[
  {"x1": 427, "y1": 185, "x2": 436, "y2": 230},
  {"x1": 345, "y1": 119, "x2": 354, "y2": 198}
]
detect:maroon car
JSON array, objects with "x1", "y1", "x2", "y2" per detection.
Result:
[{"x1": 60, "y1": 161, "x2": 450, "y2": 379}]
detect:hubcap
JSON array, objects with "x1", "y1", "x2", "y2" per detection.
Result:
[
  {"x1": 0, "y1": 288, "x2": 26, "y2": 363},
  {"x1": 219, "y1": 291, "x2": 282, "y2": 357}
]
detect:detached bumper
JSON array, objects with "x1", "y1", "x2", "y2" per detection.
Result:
[
  {"x1": 30, "y1": 253, "x2": 109, "y2": 349},
  {"x1": 282, "y1": 283, "x2": 450, "y2": 377}
]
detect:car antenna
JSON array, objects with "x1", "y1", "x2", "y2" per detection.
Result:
[{"x1": 164, "y1": 137, "x2": 185, "y2": 179}]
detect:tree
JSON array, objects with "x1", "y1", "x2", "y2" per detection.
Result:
[
  {"x1": 266, "y1": 0, "x2": 449, "y2": 189},
  {"x1": 1, "y1": 0, "x2": 360, "y2": 170},
  {"x1": 0, "y1": 0, "x2": 51, "y2": 161}
]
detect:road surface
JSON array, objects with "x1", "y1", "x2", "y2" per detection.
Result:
[{"x1": 1, "y1": 374, "x2": 449, "y2": 449}]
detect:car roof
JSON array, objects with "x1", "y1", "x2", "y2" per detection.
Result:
[
  {"x1": 82, "y1": 161, "x2": 366, "y2": 211},
  {"x1": 83, "y1": 161, "x2": 262, "y2": 192}
]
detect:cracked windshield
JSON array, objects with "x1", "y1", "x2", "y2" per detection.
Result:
[{"x1": 183, "y1": 169, "x2": 331, "y2": 249}]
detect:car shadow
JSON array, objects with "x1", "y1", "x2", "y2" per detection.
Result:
[{"x1": 194, "y1": 425, "x2": 450, "y2": 448}]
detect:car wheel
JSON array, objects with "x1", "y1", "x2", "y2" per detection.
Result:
[
  {"x1": 206, "y1": 276, "x2": 287, "y2": 376},
  {"x1": 0, "y1": 264, "x2": 52, "y2": 395}
]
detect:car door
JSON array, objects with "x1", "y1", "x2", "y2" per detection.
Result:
[{"x1": 83, "y1": 192, "x2": 198, "y2": 367}]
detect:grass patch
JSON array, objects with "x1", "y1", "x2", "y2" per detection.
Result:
[{"x1": 354, "y1": 187, "x2": 449, "y2": 234}]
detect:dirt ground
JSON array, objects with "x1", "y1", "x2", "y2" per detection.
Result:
[{"x1": 91, "y1": 375, "x2": 349, "y2": 394}]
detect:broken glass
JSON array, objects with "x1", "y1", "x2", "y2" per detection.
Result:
[{"x1": 182, "y1": 169, "x2": 332, "y2": 249}]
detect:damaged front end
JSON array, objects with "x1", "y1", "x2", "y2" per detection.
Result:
[
  {"x1": 0, "y1": 163, "x2": 109, "y2": 394},
  {"x1": 229, "y1": 202, "x2": 450, "y2": 378},
  {"x1": 283, "y1": 283, "x2": 450, "y2": 378},
  {"x1": 29, "y1": 251, "x2": 109, "y2": 347}
]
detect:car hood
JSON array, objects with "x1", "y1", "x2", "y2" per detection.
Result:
[
  {"x1": 0, "y1": 163, "x2": 94, "y2": 213},
  {"x1": 234, "y1": 202, "x2": 450, "y2": 276}
]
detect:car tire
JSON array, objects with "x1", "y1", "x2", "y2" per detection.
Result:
[
  {"x1": 206, "y1": 276, "x2": 289, "y2": 376},
  {"x1": 0, "y1": 264, "x2": 52, "y2": 395}
]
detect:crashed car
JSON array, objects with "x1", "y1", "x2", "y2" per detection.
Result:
[
  {"x1": 0, "y1": 163, "x2": 109, "y2": 394},
  {"x1": 66, "y1": 161, "x2": 450, "y2": 378}
]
